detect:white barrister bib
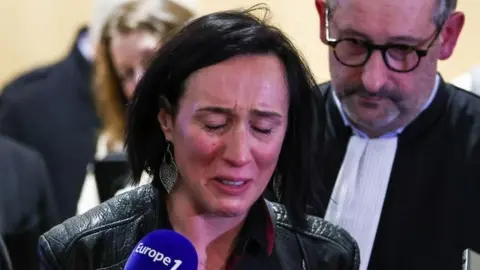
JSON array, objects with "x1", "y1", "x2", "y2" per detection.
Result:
[{"x1": 325, "y1": 136, "x2": 398, "y2": 270}]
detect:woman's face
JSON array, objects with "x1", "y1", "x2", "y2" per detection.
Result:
[
  {"x1": 159, "y1": 55, "x2": 289, "y2": 217},
  {"x1": 110, "y1": 29, "x2": 159, "y2": 100}
]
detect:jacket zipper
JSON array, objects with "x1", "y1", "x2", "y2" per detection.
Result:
[{"x1": 302, "y1": 259, "x2": 307, "y2": 270}]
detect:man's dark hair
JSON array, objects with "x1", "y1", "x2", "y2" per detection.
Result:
[
  {"x1": 326, "y1": 0, "x2": 457, "y2": 27},
  {"x1": 126, "y1": 5, "x2": 325, "y2": 227}
]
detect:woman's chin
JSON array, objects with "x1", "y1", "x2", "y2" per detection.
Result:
[{"x1": 208, "y1": 199, "x2": 251, "y2": 218}]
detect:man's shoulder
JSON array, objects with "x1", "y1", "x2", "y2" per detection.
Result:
[
  {"x1": 0, "y1": 57, "x2": 74, "y2": 108},
  {"x1": 38, "y1": 185, "x2": 157, "y2": 268},
  {"x1": 447, "y1": 82, "x2": 480, "y2": 110},
  {"x1": 266, "y1": 201, "x2": 360, "y2": 266},
  {"x1": 0, "y1": 136, "x2": 47, "y2": 184},
  {"x1": 0, "y1": 135, "x2": 47, "y2": 198},
  {"x1": 1, "y1": 65, "x2": 56, "y2": 100},
  {"x1": 0, "y1": 135, "x2": 43, "y2": 166},
  {"x1": 0, "y1": 64, "x2": 66, "y2": 129},
  {"x1": 315, "y1": 81, "x2": 333, "y2": 97},
  {"x1": 443, "y1": 83, "x2": 480, "y2": 136}
]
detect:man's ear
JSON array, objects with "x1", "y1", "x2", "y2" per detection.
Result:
[
  {"x1": 439, "y1": 12, "x2": 465, "y2": 60},
  {"x1": 315, "y1": 0, "x2": 328, "y2": 44},
  {"x1": 158, "y1": 96, "x2": 174, "y2": 142}
]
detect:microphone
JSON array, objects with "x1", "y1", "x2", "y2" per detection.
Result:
[{"x1": 124, "y1": 229, "x2": 198, "y2": 270}]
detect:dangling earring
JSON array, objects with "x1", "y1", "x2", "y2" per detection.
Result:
[{"x1": 159, "y1": 142, "x2": 178, "y2": 193}]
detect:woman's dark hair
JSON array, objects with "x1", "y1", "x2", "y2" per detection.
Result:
[{"x1": 126, "y1": 5, "x2": 325, "y2": 227}]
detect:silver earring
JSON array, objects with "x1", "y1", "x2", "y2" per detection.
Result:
[{"x1": 159, "y1": 142, "x2": 178, "y2": 193}]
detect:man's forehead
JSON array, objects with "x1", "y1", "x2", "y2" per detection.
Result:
[
  {"x1": 334, "y1": 0, "x2": 436, "y2": 13},
  {"x1": 332, "y1": 0, "x2": 436, "y2": 38}
]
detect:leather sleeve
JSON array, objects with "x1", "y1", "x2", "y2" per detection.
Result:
[{"x1": 38, "y1": 234, "x2": 62, "y2": 270}]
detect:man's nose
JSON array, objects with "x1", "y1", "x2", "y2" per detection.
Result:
[{"x1": 361, "y1": 51, "x2": 388, "y2": 93}]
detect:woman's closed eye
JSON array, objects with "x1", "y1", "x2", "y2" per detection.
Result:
[
  {"x1": 203, "y1": 122, "x2": 226, "y2": 132},
  {"x1": 202, "y1": 122, "x2": 273, "y2": 135},
  {"x1": 252, "y1": 126, "x2": 272, "y2": 134},
  {"x1": 198, "y1": 112, "x2": 227, "y2": 132},
  {"x1": 251, "y1": 117, "x2": 279, "y2": 135}
]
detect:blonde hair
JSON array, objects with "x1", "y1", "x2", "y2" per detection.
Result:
[
  {"x1": 89, "y1": 0, "x2": 130, "y2": 51},
  {"x1": 94, "y1": 0, "x2": 195, "y2": 151}
]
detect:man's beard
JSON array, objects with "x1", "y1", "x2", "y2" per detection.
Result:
[
  {"x1": 338, "y1": 83, "x2": 405, "y2": 132},
  {"x1": 338, "y1": 83, "x2": 403, "y2": 103}
]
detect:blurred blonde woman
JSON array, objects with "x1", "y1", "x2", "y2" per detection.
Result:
[{"x1": 77, "y1": 0, "x2": 195, "y2": 214}]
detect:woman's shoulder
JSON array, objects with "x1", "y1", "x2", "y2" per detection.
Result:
[
  {"x1": 39, "y1": 185, "x2": 158, "y2": 269},
  {"x1": 266, "y1": 200, "x2": 360, "y2": 269}
]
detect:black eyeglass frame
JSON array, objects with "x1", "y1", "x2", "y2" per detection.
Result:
[{"x1": 324, "y1": 9, "x2": 444, "y2": 73}]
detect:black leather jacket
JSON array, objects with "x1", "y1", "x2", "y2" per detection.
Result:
[{"x1": 39, "y1": 185, "x2": 359, "y2": 269}]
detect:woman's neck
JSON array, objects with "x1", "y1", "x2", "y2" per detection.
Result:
[{"x1": 166, "y1": 190, "x2": 247, "y2": 269}]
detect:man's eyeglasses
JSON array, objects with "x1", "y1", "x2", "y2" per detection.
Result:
[{"x1": 324, "y1": 10, "x2": 443, "y2": 73}]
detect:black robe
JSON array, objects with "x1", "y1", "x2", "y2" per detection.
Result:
[
  {"x1": 0, "y1": 135, "x2": 60, "y2": 270},
  {"x1": 0, "y1": 27, "x2": 99, "y2": 221},
  {"x1": 315, "y1": 76, "x2": 480, "y2": 270}
]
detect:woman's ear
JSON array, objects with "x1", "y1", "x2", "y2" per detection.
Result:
[{"x1": 158, "y1": 96, "x2": 174, "y2": 142}]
